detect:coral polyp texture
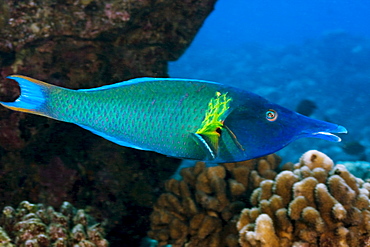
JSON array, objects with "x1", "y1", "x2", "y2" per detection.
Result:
[
  {"x1": 237, "y1": 150, "x2": 370, "y2": 247},
  {"x1": 0, "y1": 201, "x2": 108, "y2": 247},
  {"x1": 148, "y1": 154, "x2": 281, "y2": 247}
]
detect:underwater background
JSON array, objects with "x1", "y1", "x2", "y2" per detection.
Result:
[
  {"x1": 170, "y1": 0, "x2": 370, "y2": 164},
  {"x1": 0, "y1": 0, "x2": 370, "y2": 246}
]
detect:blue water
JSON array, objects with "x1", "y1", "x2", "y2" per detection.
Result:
[
  {"x1": 181, "y1": 0, "x2": 370, "y2": 48},
  {"x1": 170, "y1": 0, "x2": 370, "y2": 163}
]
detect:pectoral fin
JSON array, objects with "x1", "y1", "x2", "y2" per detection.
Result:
[
  {"x1": 191, "y1": 133, "x2": 219, "y2": 161},
  {"x1": 215, "y1": 125, "x2": 247, "y2": 162},
  {"x1": 193, "y1": 91, "x2": 233, "y2": 161},
  {"x1": 192, "y1": 124, "x2": 245, "y2": 162}
]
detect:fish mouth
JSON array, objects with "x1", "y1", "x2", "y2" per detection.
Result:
[{"x1": 302, "y1": 124, "x2": 348, "y2": 142}]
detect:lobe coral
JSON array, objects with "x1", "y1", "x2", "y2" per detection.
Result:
[
  {"x1": 148, "y1": 154, "x2": 281, "y2": 247},
  {"x1": 149, "y1": 150, "x2": 370, "y2": 247},
  {"x1": 238, "y1": 150, "x2": 370, "y2": 247}
]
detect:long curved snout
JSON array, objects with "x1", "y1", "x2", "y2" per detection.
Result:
[{"x1": 298, "y1": 116, "x2": 347, "y2": 142}]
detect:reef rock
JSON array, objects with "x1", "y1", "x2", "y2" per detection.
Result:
[
  {"x1": 0, "y1": 0, "x2": 217, "y2": 84},
  {"x1": 0, "y1": 1, "x2": 216, "y2": 246},
  {"x1": 238, "y1": 150, "x2": 370, "y2": 247}
]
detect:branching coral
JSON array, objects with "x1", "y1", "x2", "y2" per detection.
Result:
[
  {"x1": 148, "y1": 154, "x2": 281, "y2": 247},
  {"x1": 0, "y1": 201, "x2": 108, "y2": 247},
  {"x1": 237, "y1": 150, "x2": 370, "y2": 247}
]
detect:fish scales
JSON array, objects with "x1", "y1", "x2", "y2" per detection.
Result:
[
  {"x1": 48, "y1": 80, "x2": 226, "y2": 159},
  {"x1": 0, "y1": 75, "x2": 347, "y2": 162}
]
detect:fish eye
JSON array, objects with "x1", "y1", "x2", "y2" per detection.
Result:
[{"x1": 266, "y1": 109, "x2": 278, "y2": 121}]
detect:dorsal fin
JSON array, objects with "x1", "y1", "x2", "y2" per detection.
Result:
[
  {"x1": 77, "y1": 78, "x2": 155, "y2": 92},
  {"x1": 77, "y1": 77, "x2": 221, "y2": 92}
]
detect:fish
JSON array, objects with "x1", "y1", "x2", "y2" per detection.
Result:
[
  {"x1": 295, "y1": 99, "x2": 317, "y2": 117},
  {"x1": 342, "y1": 141, "x2": 366, "y2": 156},
  {"x1": 0, "y1": 75, "x2": 347, "y2": 163}
]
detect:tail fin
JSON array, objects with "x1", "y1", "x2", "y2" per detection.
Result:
[{"x1": 0, "y1": 75, "x2": 54, "y2": 117}]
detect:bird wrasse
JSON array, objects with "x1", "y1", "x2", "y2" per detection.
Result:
[{"x1": 0, "y1": 75, "x2": 347, "y2": 163}]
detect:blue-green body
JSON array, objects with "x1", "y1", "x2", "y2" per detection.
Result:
[{"x1": 0, "y1": 76, "x2": 347, "y2": 162}]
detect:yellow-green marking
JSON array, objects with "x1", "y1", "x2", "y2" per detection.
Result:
[
  {"x1": 196, "y1": 91, "x2": 232, "y2": 136},
  {"x1": 194, "y1": 91, "x2": 232, "y2": 157}
]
